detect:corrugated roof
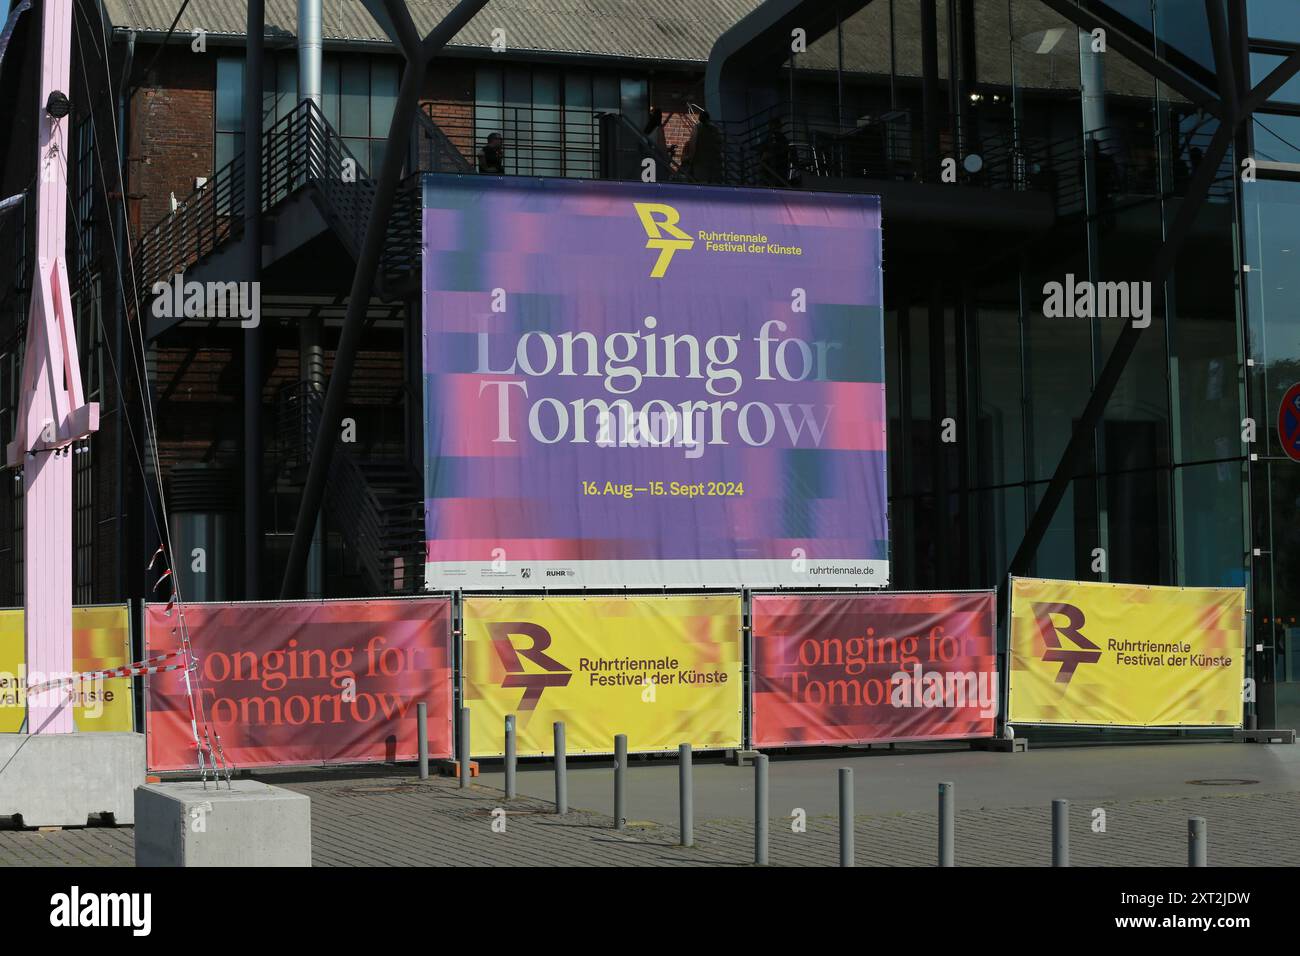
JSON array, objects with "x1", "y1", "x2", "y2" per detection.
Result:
[{"x1": 101, "y1": 0, "x2": 763, "y2": 63}]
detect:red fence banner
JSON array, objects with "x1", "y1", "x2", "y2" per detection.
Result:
[
  {"x1": 751, "y1": 591, "x2": 997, "y2": 747},
  {"x1": 146, "y1": 598, "x2": 453, "y2": 771}
]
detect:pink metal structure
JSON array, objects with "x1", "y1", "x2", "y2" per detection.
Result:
[{"x1": 3, "y1": 0, "x2": 99, "y2": 733}]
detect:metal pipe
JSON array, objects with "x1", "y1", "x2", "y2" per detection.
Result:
[
  {"x1": 614, "y1": 733, "x2": 627, "y2": 830},
  {"x1": 839, "y1": 768, "x2": 854, "y2": 867},
  {"x1": 679, "y1": 743, "x2": 693, "y2": 847},
  {"x1": 416, "y1": 701, "x2": 428, "y2": 780},
  {"x1": 504, "y1": 714, "x2": 516, "y2": 799},
  {"x1": 1189, "y1": 817, "x2": 1207, "y2": 867},
  {"x1": 938, "y1": 781, "x2": 955, "y2": 866},
  {"x1": 754, "y1": 754, "x2": 769, "y2": 865},
  {"x1": 297, "y1": 0, "x2": 322, "y2": 107},
  {"x1": 1052, "y1": 798, "x2": 1069, "y2": 866},
  {"x1": 242, "y1": 0, "x2": 264, "y2": 599},
  {"x1": 458, "y1": 706, "x2": 470, "y2": 789},
  {"x1": 554, "y1": 721, "x2": 567, "y2": 814}
]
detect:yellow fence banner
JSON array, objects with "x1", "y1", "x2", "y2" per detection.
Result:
[
  {"x1": 1008, "y1": 577, "x2": 1245, "y2": 728},
  {"x1": 463, "y1": 594, "x2": 743, "y2": 756},
  {"x1": 0, "y1": 605, "x2": 135, "y2": 732}
]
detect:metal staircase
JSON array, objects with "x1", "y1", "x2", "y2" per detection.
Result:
[
  {"x1": 134, "y1": 100, "x2": 423, "y2": 305},
  {"x1": 276, "y1": 381, "x2": 425, "y2": 594}
]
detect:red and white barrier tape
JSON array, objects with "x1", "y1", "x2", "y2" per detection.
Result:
[{"x1": 23, "y1": 649, "x2": 187, "y2": 695}]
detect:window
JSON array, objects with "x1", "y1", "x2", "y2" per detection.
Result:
[
  {"x1": 473, "y1": 66, "x2": 649, "y2": 178},
  {"x1": 215, "y1": 55, "x2": 244, "y2": 173},
  {"x1": 216, "y1": 53, "x2": 401, "y2": 178}
]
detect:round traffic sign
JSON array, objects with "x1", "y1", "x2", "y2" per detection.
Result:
[{"x1": 1280, "y1": 382, "x2": 1300, "y2": 463}]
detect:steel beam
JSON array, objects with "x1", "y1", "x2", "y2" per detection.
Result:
[
  {"x1": 1034, "y1": 0, "x2": 1221, "y2": 117},
  {"x1": 280, "y1": 0, "x2": 490, "y2": 598}
]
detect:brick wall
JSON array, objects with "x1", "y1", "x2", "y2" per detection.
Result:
[
  {"x1": 129, "y1": 47, "x2": 216, "y2": 242},
  {"x1": 422, "y1": 61, "x2": 476, "y2": 170}
]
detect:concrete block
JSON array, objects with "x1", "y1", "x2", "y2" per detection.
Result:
[
  {"x1": 0, "y1": 732, "x2": 145, "y2": 827},
  {"x1": 727, "y1": 749, "x2": 761, "y2": 766},
  {"x1": 970, "y1": 737, "x2": 1029, "y2": 753},
  {"x1": 135, "y1": 780, "x2": 311, "y2": 867}
]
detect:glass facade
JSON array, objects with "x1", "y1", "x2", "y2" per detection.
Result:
[{"x1": 1245, "y1": 0, "x2": 1300, "y2": 729}]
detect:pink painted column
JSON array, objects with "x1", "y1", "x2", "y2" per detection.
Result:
[{"x1": 4, "y1": 0, "x2": 98, "y2": 733}]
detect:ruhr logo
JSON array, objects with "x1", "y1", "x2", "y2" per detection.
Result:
[
  {"x1": 1030, "y1": 602, "x2": 1103, "y2": 684},
  {"x1": 634, "y1": 202, "x2": 694, "y2": 278},
  {"x1": 487, "y1": 622, "x2": 572, "y2": 709}
]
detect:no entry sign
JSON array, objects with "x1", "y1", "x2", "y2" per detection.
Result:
[{"x1": 1281, "y1": 382, "x2": 1300, "y2": 463}]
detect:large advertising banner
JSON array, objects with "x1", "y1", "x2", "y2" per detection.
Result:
[
  {"x1": 422, "y1": 176, "x2": 887, "y2": 589},
  {"x1": 145, "y1": 598, "x2": 453, "y2": 771},
  {"x1": 0, "y1": 605, "x2": 134, "y2": 732},
  {"x1": 1008, "y1": 577, "x2": 1245, "y2": 728},
  {"x1": 462, "y1": 594, "x2": 743, "y2": 756},
  {"x1": 751, "y1": 591, "x2": 997, "y2": 747}
]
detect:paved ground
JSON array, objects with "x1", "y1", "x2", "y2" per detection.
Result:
[{"x1": 1, "y1": 742, "x2": 1297, "y2": 866}]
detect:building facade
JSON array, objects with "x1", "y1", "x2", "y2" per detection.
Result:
[{"x1": 0, "y1": 0, "x2": 1296, "y2": 729}]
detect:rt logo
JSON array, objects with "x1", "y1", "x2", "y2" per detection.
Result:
[
  {"x1": 488, "y1": 622, "x2": 572, "y2": 709},
  {"x1": 634, "y1": 202, "x2": 694, "y2": 278},
  {"x1": 1030, "y1": 602, "x2": 1102, "y2": 685}
]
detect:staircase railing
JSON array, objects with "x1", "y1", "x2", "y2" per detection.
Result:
[
  {"x1": 275, "y1": 380, "x2": 425, "y2": 594},
  {"x1": 134, "y1": 151, "x2": 244, "y2": 300},
  {"x1": 134, "y1": 101, "x2": 423, "y2": 304}
]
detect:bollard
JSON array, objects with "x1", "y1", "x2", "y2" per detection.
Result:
[
  {"x1": 504, "y1": 715, "x2": 517, "y2": 800},
  {"x1": 839, "y1": 768, "x2": 854, "y2": 867},
  {"x1": 938, "y1": 781, "x2": 954, "y2": 866},
  {"x1": 679, "y1": 743, "x2": 693, "y2": 847},
  {"x1": 417, "y1": 702, "x2": 429, "y2": 780},
  {"x1": 614, "y1": 734, "x2": 627, "y2": 830},
  {"x1": 458, "y1": 707, "x2": 471, "y2": 789},
  {"x1": 754, "y1": 754, "x2": 769, "y2": 865},
  {"x1": 1052, "y1": 799, "x2": 1069, "y2": 867},
  {"x1": 1188, "y1": 817, "x2": 1207, "y2": 867},
  {"x1": 554, "y1": 721, "x2": 568, "y2": 815}
]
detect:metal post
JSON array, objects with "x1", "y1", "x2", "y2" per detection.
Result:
[
  {"x1": 1052, "y1": 798, "x2": 1069, "y2": 866},
  {"x1": 679, "y1": 743, "x2": 693, "y2": 847},
  {"x1": 242, "y1": 0, "x2": 264, "y2": 599},
  {"x1": 938, "y1": 781, "x2": 955, "y2": 866},
  {"x1": 554, "y1": 721, "x2": 567, "y2": 814},
  {"x1": 839, "y1": 768, "x2": 854, "y2": 867},
  {"x1": 754, "y1": 753, "x2": 769, "y2": 865},
  {"x1": 614, "y1": 734, "x2": 627, "y2": 830},
  {"x1": 1189, "y1": 817, "x2": 1207, "y2": 867},
  {"x1": 458, "y1": 707, "x2": 470, "y2": 789},
  {"x1": 416, "y1": 702, "x2": 428, "y2": 780},
  {"x1": 504, "y1": 715, "x2": 516, "y2": 799}
]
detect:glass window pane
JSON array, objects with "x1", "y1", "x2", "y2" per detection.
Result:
[
  {"x1": 345, "y1": 138, "x2": 369, "y2": 174},
  {"x1": 322, "y1": 57, "x2": 340, "y2": 128},
  {"x1": 277, "y1": 55, "x2": 298, "y2": 119},
  {"x1": 593, "y1": 75, "x2": 618, "y2": 113},
  {"x1": 216, "y1": 56, "x2": 243, "y2": 133},
  {"x1": 371, "y1": 60, "x2": 398, "y2": 137},
  {"x1": 1249, "y1": 0, "x2": 1300, "y2": 42},
  {"x1": 341, "y1": 59, "x2": 369, "y2": 137},
  {"x1": 619, "y1": 76, "x2": 648, "y2": 130},
  {"x1": 564, "y1": 73, "x2": 595, "y2": 178},
  {"x1": 1251, "y1": 52, "x2": 1300, "y2": 105},
  {"x1": 1253, "y1": 114, "x2": 1300, "y2": 164},
  {"x1": 533, "y1": 71, "x2": 560, "y2": 175}
]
